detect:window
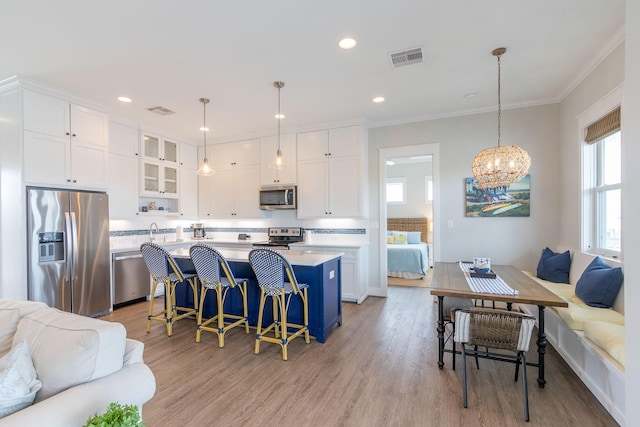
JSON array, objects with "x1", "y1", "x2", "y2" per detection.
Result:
[
  {"x1": 386, "y1": 177, "x2": 406, "y2": 204},
  {"x1": 425, "y1": 175, "x2": 433, "y2": 202},
  {"x1": 581, "y1": 99, "x2": 622, "y2": 258}
]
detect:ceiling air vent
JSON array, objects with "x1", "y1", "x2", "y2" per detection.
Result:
[
  {"x1": 147, "y1": 106, "x2": 175, "y2": 116},
  {"x1": 389, "y1": 47, "x2": 424, "y2": 67}
]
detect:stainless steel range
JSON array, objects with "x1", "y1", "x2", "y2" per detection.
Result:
[{"x1": 252, "y1": 227, "x2": 304, "y2": 250}]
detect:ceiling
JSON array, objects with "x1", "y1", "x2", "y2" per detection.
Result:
[{"x1": 1, "y1": 1, "x2": 625, "y2": 144}]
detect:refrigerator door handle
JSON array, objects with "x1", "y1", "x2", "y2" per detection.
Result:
[
  {"x1": 70, "y1": 212, "x2": 79, "y2": 278},
  {"x1": 64, "y1": 212, "x2": 74, "y2": 278}
]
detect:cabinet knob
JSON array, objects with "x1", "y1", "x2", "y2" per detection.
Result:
[
  {"x1": 67, "y1": 179, "x2": 71, "y2": 182},
  {"x1": 72, "y1": 133, "x2": 76, "y2": 137},
  {"x1": 73, "y1": 179, "x2": 77, "y2": 183},
  {"x1": 66, "y1": 132, "x2": 70, "y2": 136}
]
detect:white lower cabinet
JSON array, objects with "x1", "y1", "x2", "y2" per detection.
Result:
[{"x1": 298, "y1": 244, "x2": 368, "y2": 303}]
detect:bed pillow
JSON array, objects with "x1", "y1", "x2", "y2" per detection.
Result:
[
  {"x1": 392, "y1": 231, "x2": 408, "y2": 244},
  {"x1": 536, "y1": 247, "x2": 571, "y2": 284},
  {"x1": 407, "y1": 232, "x2": 422, "y2": 244},
  {"x1": 575, "y1": 256, "x2": 623, "y2": 308},
  {"x1": 0, "y1": 341, "x2": 42, "y2": 418}
]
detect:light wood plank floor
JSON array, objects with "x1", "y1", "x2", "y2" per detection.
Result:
[{"x1": 104, "y1": 287, "x2": 618, "y2": 427}]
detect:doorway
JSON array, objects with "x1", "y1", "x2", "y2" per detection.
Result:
[{"x1": 378, "y1": 143, "x2": 440, "y2": 296}]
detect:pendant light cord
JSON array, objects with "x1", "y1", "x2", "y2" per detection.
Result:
[
  {"x1": 497, "y1": 51, "x2": 502, "y2": 147},
  {"x1": 277, "y1": 85, "x2": 281, "y2": 151},
  {"x1": 203, "y1": 100, "x2": 207, "y2": 157}
]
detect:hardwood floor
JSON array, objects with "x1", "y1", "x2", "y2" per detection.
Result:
[{"x1": 104, "y1": 287, "x2": 618, "y2": 426}]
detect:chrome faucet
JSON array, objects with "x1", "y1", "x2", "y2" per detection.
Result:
[{"x1": 149, "y1": 222, "x2": 159, "y2": 242}]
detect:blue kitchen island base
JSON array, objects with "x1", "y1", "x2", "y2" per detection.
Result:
[{"x1": 174, "y1": 252, "x2": 342, "y2": 343}]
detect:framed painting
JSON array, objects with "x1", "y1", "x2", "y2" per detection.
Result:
[{"x1": 465, "y1": 174, "x2": 530, "y2": 217}]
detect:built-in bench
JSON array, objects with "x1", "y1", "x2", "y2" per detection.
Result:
[{"x1": 520, "y1": 251, "x2": 624, "y2": 426}]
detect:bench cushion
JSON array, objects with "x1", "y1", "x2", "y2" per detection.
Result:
[
  {"x1": 554, "y1": 300, "x2": 624, "y2": 331},
  {"x1": 584, "y1": 320, "x2": 625, "y2": 367}
]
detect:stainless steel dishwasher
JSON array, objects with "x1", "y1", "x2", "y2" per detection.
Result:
[{"x1": 113, "y1": 251, "x2": 151, "y2": 306}]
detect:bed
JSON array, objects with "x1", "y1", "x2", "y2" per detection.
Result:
[{"x1": 387, "y1": 217, "x2": 431, "y2": 279}]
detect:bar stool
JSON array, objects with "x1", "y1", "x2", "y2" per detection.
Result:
[
  {"x1": 189, "y1": 244, "x2": 249, "y2": 347},
  {"x1": 140, "y1": 242, "x2": 198, "y2": 336},
  {"x1": 248, "y1": 248, "x2": 310, "y2": 361}
]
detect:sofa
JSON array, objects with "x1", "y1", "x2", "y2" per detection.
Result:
[
  {"x1": 0, "y1": 299, "x2": 156, "y2": 426},
  {"x1": 520, "y1": 251, "x2": 624, "y2": 426}
]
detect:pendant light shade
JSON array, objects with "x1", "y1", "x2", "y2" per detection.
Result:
[
  {"x1": 471, "y1": 48, "x2": 530, "y2": 189},
  {"x1": 197, "y1": 97, "x2": 214, "y2": 176},
  {"x1": 269, "y1": 81, "x2": 286, "y2": 170}
]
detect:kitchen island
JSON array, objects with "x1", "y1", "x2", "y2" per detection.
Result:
[{"x1": 169, "y1": 247, "x2": 343, "y2": 343}]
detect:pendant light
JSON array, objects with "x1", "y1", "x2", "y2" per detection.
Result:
[
  {"x1": 471, "y1": 48, "x2": 530, "y2": 189},
  {"x1": 269, "y1": 81, "x2": 286, "y2": 170},
  {"x1": 197, "y1": 97, "x2": 214, "y2": 176}
]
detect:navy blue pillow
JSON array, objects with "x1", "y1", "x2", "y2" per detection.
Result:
[
  {"x1": 536, "y1": 247, "x2": 571, "y2": 284},
  {"x1": 575, "y1": 257, "x2": 623, "y2": 308}
]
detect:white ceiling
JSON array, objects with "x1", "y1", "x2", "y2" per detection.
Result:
[{"x1": 1, "y1": 1, "x2": 625, "y2": 144}]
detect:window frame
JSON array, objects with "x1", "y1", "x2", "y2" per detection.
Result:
[{"x1": 579, "y1": 85, "x2": 623, "y2": 259}]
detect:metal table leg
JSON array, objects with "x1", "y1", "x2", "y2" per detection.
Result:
[
  {"x1": 537, "y1": 305, "x2": 547, "y2": 388},
  {"x1": 437, "y1": 296, "x2": 445, "y2": 369}
]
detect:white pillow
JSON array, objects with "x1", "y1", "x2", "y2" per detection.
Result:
[{"x1": 0, "y1": 341, "x2": 42, "y2": 418}]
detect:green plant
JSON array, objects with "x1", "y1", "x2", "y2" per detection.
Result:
[{"x1": 84, "y1": 402, "x2": 145, "y2": 427}]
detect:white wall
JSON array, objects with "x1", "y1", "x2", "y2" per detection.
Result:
[
  {"x1": 558, "y1": 42, "x2": 625, "y2": 249},
  {"x1": 624, "y1": 1, "x2": 640, "y2": 423},
  {"x1": 368, "y1": 104, "x2": 562, "y2": 285}
]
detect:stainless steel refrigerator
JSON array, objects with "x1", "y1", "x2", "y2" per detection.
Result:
[{"x1": 27, "y1": 188, "x2": 111, "y2": 317}]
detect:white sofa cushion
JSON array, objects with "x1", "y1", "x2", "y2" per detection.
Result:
[
  {"x1": 0, "y1": 341, "x2": 42, "y2": 418},
  {"x1": 0, "y1": 301, "x2": 48, "y2": 357},
  {"x1": 584, "y1": 320, "x2": 625, "y2": 367},
  {"x1": 13, "y1": 308, "x2": 126, "y2": 402}
]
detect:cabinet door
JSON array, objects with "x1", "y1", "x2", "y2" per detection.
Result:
[
  {"x1": 180, "y1": 143, "x2": 198, "y2": 169},
  {"x1": 141, "y1": 134, "x2": 161, "y2": 160},
  {"x1": 340, "y1": 257, "x2": 358, "y2": 302},
  {"x1": 108, "y1": 153, "x2": 138, "y2": 219},
  {"x1": 109, "y1": 121, "x2": 139, "y2": 157},
  {"x1": 23, "y1": 131, "x2": 70, "y2": 185},
  {"x1": 297, "y1": 130, "x2": 328, "y2": 161},
  {"x1": 209, "y1": 168, "x2": 235, "y2": 217},
  {"x1": 162, "y1": 165, "x2": 178, "y2": 197},
  {"x1": 179, "y1": 167, "x2": 198, "y2": 218},
  {"x1": 296, "y1": 159, "x2": 328, "y2": 218},
  {"x1": 198, "y1": 175, "x2": 214, "y2": 217},
  {"x1": 329, "y1": 156, "x2": 363, "y2": 217},
  {"x1": 70, "y1": 141, "x2": 108, "y2": 189},
  {"x1": 210, "y1": 142, "x2": 235, "y2": 169},
  {"x1": 141, "y1": 161, "x2": 160, "y2": 193},
  {"x1": 235, "y1": 139, "x2": 261, "y2": 166},
  {"x1": 163, "y1": 139, "x2": 178, "y2": 163},
  {"x1": 234, "y1": 164, "x2": 261, "y2": 218},
  {"x1": 23, "y1": 90, "x2": 70, "y2": 137},
  {"x1": 260, "y1": 134, "x2": 297, "y2": 185},
  {"x1": 70, "y1": 104, "x2": 108, "y2": 147},
  {"x1": 328, "y1": 126, "x2": 362, "y2": 157}
]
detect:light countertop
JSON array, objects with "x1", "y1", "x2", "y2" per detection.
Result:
[{"x1": 168, "y1": 247, "x2": 343, "y2": 267}]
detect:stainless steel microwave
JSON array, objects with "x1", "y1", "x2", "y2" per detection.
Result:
[{"x1": 259, "y1": 185, "x2": 297, "y2": 210}]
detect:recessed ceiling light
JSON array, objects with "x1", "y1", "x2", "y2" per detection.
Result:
[
  {"x1": 372, "y1": 96, "x2": 385, "y2": 103},
  {"x1": 117, "y1": 96, "x2": 132, "y2": 103},
  {"x1": 338, "y1": 37, "x2": 357, "y2": 49}
]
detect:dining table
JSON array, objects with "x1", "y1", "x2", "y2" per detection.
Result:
[{"x1": 430, "y1": 262, "x2": 568, "y2": 388}]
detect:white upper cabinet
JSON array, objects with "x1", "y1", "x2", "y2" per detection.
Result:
[
  {"x1": 109, "y1": 121, "x2": 139, "y2": 157},
  {"x1": 179, "y1": 143, "x2": 198, "y2": 169},
  {"x1": 22, "y1": 90, "x2": 108, "y2": 190},
  {"x1": 260, "y1": 133, "x2": 297, "y2": 185},
  {"x1": 141, "y1": 133, "x2": 179, "y2": 165},
  {"x1": 296, "y1": 125, "x2": 366, "y2": 218},
  {"x1": 208, "y1": 139, "x2": 260, "y2": 169}
]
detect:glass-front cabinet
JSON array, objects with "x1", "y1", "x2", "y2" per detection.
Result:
[{"x1": 139, "y1": 132, "x2": 180, "y2": 215}]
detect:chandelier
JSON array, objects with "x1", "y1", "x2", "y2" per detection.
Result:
[{"x1": 471, "y1": 48, "x2": 530, "y2": 188}]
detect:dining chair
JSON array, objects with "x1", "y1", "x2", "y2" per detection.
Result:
[
  {"x1": 441, "y1": 297, "x2": 474, "y2": 370},
  {"x1": 248, "y1": 248, "x2": 310, "y2": 360},
  {"x1": 454, "y1": 307, "x2": 536, "y2": 422},
  {"x1": 140, "y1": 242, "x2": 198, "y2": 336},
  {"x1": 189, "y1": 244, "x2": 249, "y2": 347}
]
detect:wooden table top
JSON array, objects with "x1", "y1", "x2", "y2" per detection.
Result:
[{"x1": 430, "y1": 262, "x2": 568, "y2": 308}]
